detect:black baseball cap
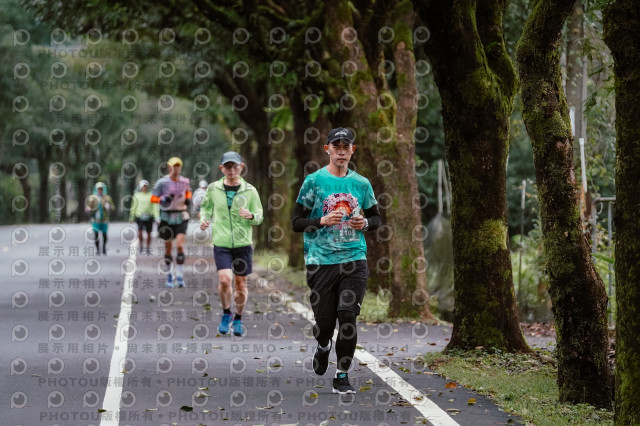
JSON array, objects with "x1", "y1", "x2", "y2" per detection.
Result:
[{"x1": 327, "y1": 127, "x2": 355, "y2": 144}]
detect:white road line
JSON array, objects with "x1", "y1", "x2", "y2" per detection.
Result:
[
  {"x1": 287, "y1": 300, "x2": 460, "y2": 426},
  {"x1": 100, "y1": 239, "x2": 138, "y2": 425}
]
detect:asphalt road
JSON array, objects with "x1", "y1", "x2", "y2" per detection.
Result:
[{"x1": 2, "y1": 222, "x2": 531, "y2": 426}]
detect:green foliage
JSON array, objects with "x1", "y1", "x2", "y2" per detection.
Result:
[
  {"x1": 510, "y1": 221, "x2": 552, "y2": 322},
  {"x1": 504, "y1": 0, "x2": 534, "y2": 60},
  {"x1": 0, "y1": 1, "x2": 233, "y2": 224},
  {"x1": 509, "y1": 215, "x2": 615, "y2": 324},
  {"x1": 358, "y1": 290, "x2": 390, "y2": 323},
  {"x1": 582, "y1": 5, "x2": 616, "y2": 202},
  {"x1": 414, "y1": 50, "x2": 446, "y2": 223},
  {"x1": 0, "y1": 178, "x2": 24, "y2": 224},
  {"x1": 591, "y1": 224, "x2": 616, "y2": 320}
]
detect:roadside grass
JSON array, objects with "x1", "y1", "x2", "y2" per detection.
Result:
[{"x1": 423, "y1": 349, "x2": 613, "y2": 426}]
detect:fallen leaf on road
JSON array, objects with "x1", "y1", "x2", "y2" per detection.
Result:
[{"x1": 445, "y1": 382, "x2": 457, "y2": 389}]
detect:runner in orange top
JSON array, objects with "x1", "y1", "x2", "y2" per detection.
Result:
[{"x1": 151, "y1": 157, "x2": 192, "y2": 288}]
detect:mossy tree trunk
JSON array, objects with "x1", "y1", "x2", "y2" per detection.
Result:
[
  {"x1": 323, "y1": 0, "x2": 434, "y2": 320},
  {"x1": 516, "y1": 0, "x2": 612, "y2": 408},
  {"x1": 18, "y1": 176, "x2": 32, "y2": 223},
  {"x1": 603, "y1": 1, "x2": 640, "y2": 422},
  {"x1": 37, "y1": 149, "x2": 51, "y2": 223},
  {"x1": 415, "y1": 0, "x2": 530, "y2": 350}
]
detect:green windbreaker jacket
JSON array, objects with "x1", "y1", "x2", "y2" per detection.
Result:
[{"x1": 199, "y1": 177, "x2": 263, "y2": 248}]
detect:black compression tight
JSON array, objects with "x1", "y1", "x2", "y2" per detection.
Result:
[
  {"x1": 314, "y1": 310, "x2": 358, "y2": 372},
  {"x1": 94, "y1": 231, "x2": 107, "y2": 252}
]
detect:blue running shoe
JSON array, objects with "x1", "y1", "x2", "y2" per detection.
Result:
[
  {"x1": 176, "y1": 276, "x2": 185, "y2": 288},
  {"x1": 232, "y1": 319, "x2": 244, "y2": 337},
  {"x1": 165, "y1": 274, "x2": 174, "y2": 288},
  {"x1": 218, "y1": 313, "x2": 231, "y2": 334}
]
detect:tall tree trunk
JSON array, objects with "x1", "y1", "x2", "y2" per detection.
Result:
[
  {"x1": 37, "y1": 153, "x2": 50, "y2": 223},
  {"x1": 266, "y1": 127, "x2": 293, "y2": 253},
  {"x1": 325, "y1": 0, "x2": 433, "y2": 320},
  {"x1": 77, "y1": 178, "x2": 87, "y2": 223},
  {"x1": 58, "y1": 163, "x2": 67, "y2": 222},
  {"x1": 289, "y1": 91, "x2": 331, "y2": 269},
  {"x1": 517, "y1": 0, "x2": 612, "y2": 408},
  {"x1": 17, "y1": 174, "x2": 31, "y2": 223},
  {"x1": 251, "y1": 138, "x2": 271, "y2": 250},
  {"x1": 416, "y1": 0, "x2": 530, "y2": 349},
  {"x1": 603, "y1": 1, "x2": 640, "y2": 422}
]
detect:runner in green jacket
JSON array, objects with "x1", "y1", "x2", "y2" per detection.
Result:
[{"x1": 200, "y1": 151, "x2": 263, "y2": 336}]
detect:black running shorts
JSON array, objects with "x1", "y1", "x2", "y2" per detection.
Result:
[
  {"x1": 158, "y1": 220, "x2": 188, "y2": 240},
  {"x1": 306, "y1": 260, "x2": 368, "y2": 318},
  {"x1": 214, "y1": 245, "x2": 253, "y2": 277}
]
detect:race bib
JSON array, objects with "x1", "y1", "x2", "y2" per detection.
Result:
[
  {"x1": 140, "y1": 213, "x2": 151, "y2": 221},
  {"x1": 163, "y1": 212, "x2": 183, "y2": 225},
  {"x1": 331, "y1": 222, "x2": 358, "y2": 243}
]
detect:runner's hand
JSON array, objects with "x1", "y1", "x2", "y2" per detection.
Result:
[
  {"x1": 320, "y1": 210, "x2": 344, "y2": 226},
  {"x1": 239, "y1": 208, "x2": 253, "y2": 219},
  {"x1": 200, "y1": 220, "x2": 210, "y2": 230},
  {"x1": 160, "y1": 195, "x2": 173, "y2": 208},
  {"x1": 349, "y1": 214, "x2": 365, "y2": 229}
]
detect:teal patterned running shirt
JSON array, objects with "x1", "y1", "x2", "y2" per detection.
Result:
[{"x1": 296, "y1": 167, "x2": 377, "y2": 265}]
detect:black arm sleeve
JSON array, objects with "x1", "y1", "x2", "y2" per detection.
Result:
[
  {"x1": 363, "y1": 204, "x2": 382, "y2": 231},
  {"x1": 292, "y1": 202, "x2": 323, "y2": 233}
]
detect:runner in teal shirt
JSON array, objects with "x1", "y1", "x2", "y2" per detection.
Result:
[{"x1": 292, "y1": 127, "x2": 382, "y2": 395}]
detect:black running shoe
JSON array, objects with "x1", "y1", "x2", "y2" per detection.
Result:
[
  {"x1": 332, "y1": 372, "x2": 356, "y2": 394},
  {"x1": 312, "y1": 342, "x2": 331, "y2": 375}
]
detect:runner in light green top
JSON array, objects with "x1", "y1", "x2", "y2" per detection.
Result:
[
  {"x1": 129, "y1": 179, "x2": 159, "y2": 254},
  {"x1": 200, "y1": 151, "x2": 263, "y2": 337}
]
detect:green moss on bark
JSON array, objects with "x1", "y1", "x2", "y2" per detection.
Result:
[
  {"x1": 517, "y1": 0, "x2": 612, "y2": 409},
  {"x1": 603, "y1": 0, "x2": 640, "y2": 421}
]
